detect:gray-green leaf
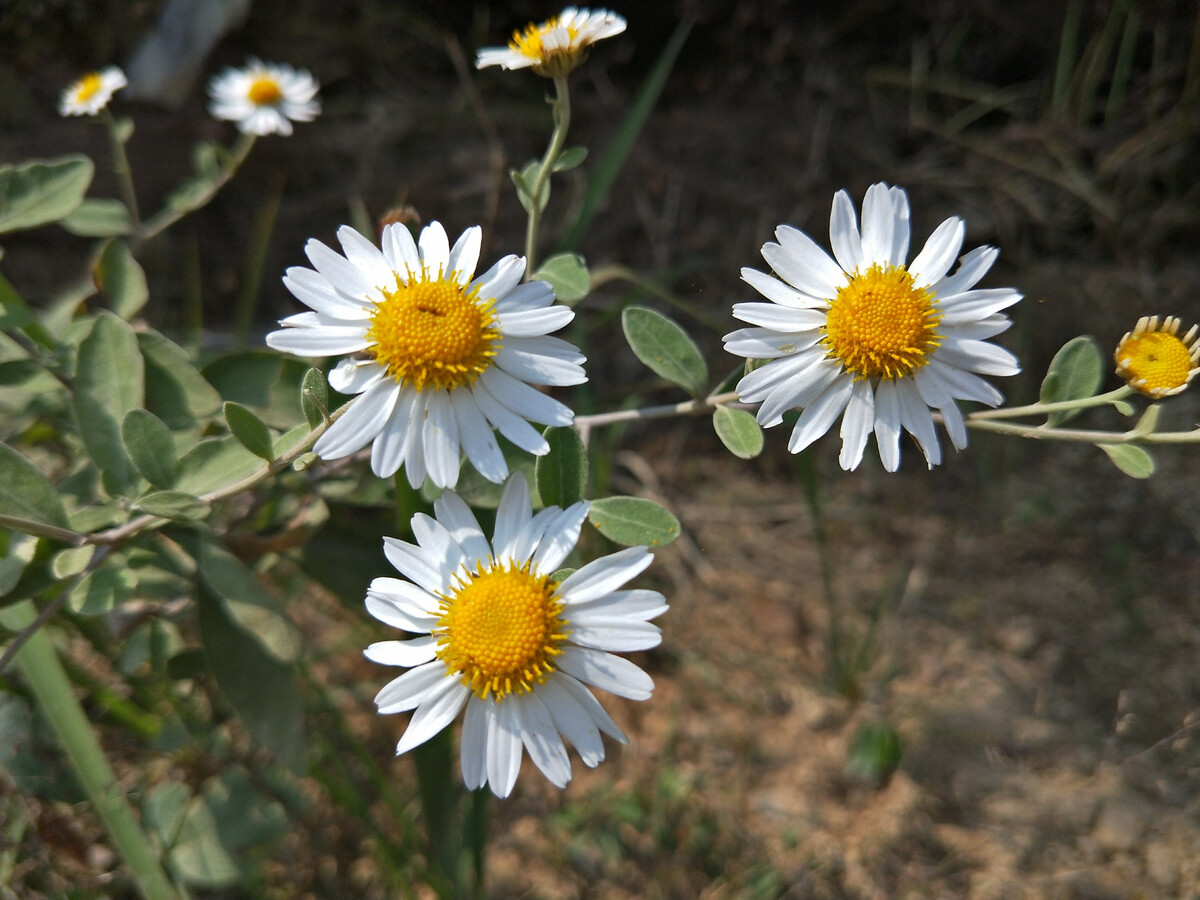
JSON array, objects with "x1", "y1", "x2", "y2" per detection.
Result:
[
  {"x1": 72, "y1": 312, "x2": 144, "y2": 494},
  {"x1": 94, "y1": 239, "x2": 148, "y2": 318},
  {"x1": 224, "y1": 401, "x2": 276, "y2": 461},
  {"x1": 133, "y1": 490, "x2": 211, "y2": 521},
  {"x1": 536, "y1": 427, "x2": 588, "y2": 507},
  {"x1": 531, "y1": 252, "x2": 590, "y2": 304},
  {"x1": 622, "y1": 305, "x2": 708, "y2": 398},
  {"x1": 300, "y1": 367, "x2": 328, "y2": 428},
  {"x1": 60, "y1": 198, "x2": 134, "y2": 237},
  {"x1": 552, "y1": 147, "x2": 588, "y2": 172},
  {"x1": 0, "y1": 443, "x2": 69, "y2": 530},
  {"x1": 713, "y1": 406, "x2": 764, "y2": 459},
  {"x1": 174, "y1": 437, "x2": 262, "y2": 496},
  {"x1": 1040, "y1": 336, "x2": 1103, "y2": 425},
  {"x1": 1098, "y1": 443, "x2": 1155, "y2": 478},
  {"x1": 0, "y1": 155, "x2": 94, "y2": 233},
  {"x1": 138, "y1": 330, "x2": 223, "y2": 429},
  {"x1": 588, "y1": 496, "x2": 680, "y2": 547},
  {"x1": 123, "y1": 409, "x2": 177, "y2": 488}
]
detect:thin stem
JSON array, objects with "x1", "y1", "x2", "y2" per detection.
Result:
[
  {"x1": 523, "y1": 75, "x2": 571, "y2": 277},
  {"x1": 967, "y1": 385, "x2": 1133, "y2": 420},
  {"x1": 0, "y1": 600, "x2": 182, "y2": 900},
  {"x1": 101, "y1": 109, "x2": 140, "y2": 227},
  {"x1": 962, "y1": 417, "x2": 1200, "y2": 443},
  {"x1": 134, "y1": 133, "x2": 256, "y2": 248}
]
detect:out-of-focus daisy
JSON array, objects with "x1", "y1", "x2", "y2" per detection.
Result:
[
  {"x1": 476, "y1": 7, "x2": 626, "y2": 78},
  {"x1": 207, "y1": 58, "x2": 320, "y2": 136},
  {"x1": 365, "y1": 473, "x2": 666, "y2": 797},
  {"x1": 266, "y1": 221, "x2": 585, "y2": 488},
  {"x1": 59, "y1": 67, "x2": 127, "y2": 117},
  {"x1": 724, "y1": 182, "x2": 1022, "y2": 472},
  {"x1": 1114, "y1": 315, "x2": 1200, "y2": 398}
]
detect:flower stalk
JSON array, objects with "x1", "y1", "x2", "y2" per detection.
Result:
[{"x1": 524, "y1": 75, "x2": 571, "y2": 276}]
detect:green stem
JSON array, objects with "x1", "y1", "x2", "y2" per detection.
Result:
[
  {"x1": 413, "y1": 728, "x2": 465, "y2": 899},
  {"x1": 0, "y1": 600, "x2": 181, "y2": 900},
  {"x1": 962, "y1": 417, "x2": 1200, "y2": 443},
  {"x1": 524, "y1": 75, "x2": 572, "y2": 278},
  {"x1": 967, "y1": 385, "x2": 1133, "y2": 420},
  {"x1": 101, "y1": 109, "x2": 140, "y2": 227}
]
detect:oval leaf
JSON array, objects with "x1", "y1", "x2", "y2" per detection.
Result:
[
  {"x1": 70, "y1": 565, "x2": 136, "y2": 616},
  {"x1": 588, "y1": 496, "x2": 680, "y2": 547},
  {"x1": 531, "y1": 252, "x2": 590, "y2": 304},
  {"x1": 536, "y1": 427, "x2": 589, "y2": 507},
  {"x1": 73, "y1": 311, "x2": 144, "y2": 493},
  {"x1": 1040, "y1": 336, "x2": 1102, "y2": 425},
  {"x1": 123, "y1": 409, "x2": 177, "y2": 488},
  {"x1": 1097, "y1": 443, "x2": 1155, "y2": 478},
  {"x1": 622, "y1": 305, "x2": 708, "y2": 398},
  {"x1": 552, "y1": 146, "x2": 588, "y2": 172},
  {"x1": 0, "y1": 442, "x2": 69, "y2": 530},
  {"x1": 300, "y1": 367, "x2": 328, "y2": 428},
  {"x1": 712, "y1": 406, "x2": 764, "y2": 459},
  {"x1": 133, "y1": 490, "x2": 211, "y2": 522},
  {"x1": 0, "y1": 155, "x2": 94, "y2": 233},
  {"x1": 224, "y1": 401, "x2": 276, "y2": 461},
  {"x1": 94, "y1": 239, "x2": 148, "y2": 319},
  {"x1": 175, "y1": 437, "x2": 262, "y2": 496},
  {"x1": 138, "y1": 330, "x2": 223, "y2": 428},
  {"x1": 60, "y1": 198, "x2": 134, "y2": 237}
]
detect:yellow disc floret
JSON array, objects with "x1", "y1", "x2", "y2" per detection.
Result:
[
  {"x1": 510, "y1": 17, "x2": 585, "y2": 77},
  {"x1": 248, "y1": 77, "x2": 284, "y2": 106},
  {"x1": 1114, "y1": 315, "x2": 1200, "y2": 398},
  {"x1": 822, "y1": 263, "x2": 943, "y2": 381},
  {"x1": 74, "y1": 73, "x2": 103, "y2": 103},
  {"x1": 435, "y1": 563, "x2": 568, "y2": 701},
  {"x1": 365, "y1": 268, "x2": 500, "y2": 391}
]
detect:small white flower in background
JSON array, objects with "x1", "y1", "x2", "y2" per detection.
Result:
[
  {"x1": 476, "y1": 7, "x2": 626, "y2": 78},
  {"x1": 59, "y1": 67, "x2": 127, "y2": 117},
  {"x1": 266, "y1": 221, "x2": 585, "y2": 488},
  {"x1": 207, "y1": 58, "x2": 320, "y2": 135},
  {"x1": 365, "y1": 473, "x2": 666, "y2": 798},
  {"x1": 724, "y1": 182, "x2": 1022, "y2": 472}
]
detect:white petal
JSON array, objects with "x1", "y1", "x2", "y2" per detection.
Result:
[
  {"x1": 486, "y1": 697, "x2": 524, "y2": 798},
  {"x1": 858, "y1": 183, "x2": 896, "y2": 264},
  {"x1": 328, "y1": 358, "x2": 384, "y2": 395},
  {"x1": 567, "y1": 588, "x2": 668, "y2": 621},
  {"x1": 367, "y1": 576, "x2": 440, "y2": 616},
  {"x1": 763, "y1": 226, "x2": 845, "y2": 299},
  {"x1": 537, "y1": 677, "x2": 605, "y2": 766},
  {"x1": 418, "y1": 221, "x2": 451, "y2": 274},
  {"x1": 396, "y1": 677, "x2": 469, "y2": 755},
  {"x1": 888, "y1": 186, "x2": 911, "y2": 266},
  {"x1": 786, "y1": 375, "x2": 854, "y2": 455},
  {"x1": 370, "y1": 389, "x2": 416, "y2": 478},
  {"x1": 909, "y1": 217, "x2": 965, "y2": 288},
  {"x1": 723, "y1": 327, "x2": 824, "y2": 360},
  {"x1": 730, "y1": 302, "x2": 827, "y2": 332},
  {"x1": 364, "y1": 636, "x2": 438, "y2": 668},
  {"x1": 460, "y1": 697, "x2": 489, "y2": 790},
  {"x1": 873, "y1": 379, "x2": 902, "y2": 472},
  {"x1": 939, "y1": 400, "x2": 968, "y2": 450},
  {"x1": 383, "y1": 537, "x2": 447, "y2": 596},
  {"x1": 374, "y1": 661, "x2": 448, "y2": 714},
  {"x1": 838, "y1": 378, "x2": 875, "y2": 471},
  {"x1": 266, "y1": 324, "x2": 370, "y2": 357},
  {"x1": 928, "y1": 245, "x2": 997, "y2": 298},
  {"x1": 557, "y1": 647, "x2": 654, "y2": 701},
  {"x1": 936, "y1": 338, "x2": 1021, "y2": 377},
  {"x1": 451, "y1": 390, "x2": 508, "y2": 484},
  {"x1": 382, "y1": 222, "x2": 421, "y2": 276},
  {"x1": 567, "y1": 618, "x2": 661, "y2": 652},
  {"x1": 479, "y1": 367, "x2": 574, "y2": 426},
  {"x1": 470, "y1": 379, "x2": 550, "y2": 454},
  {"x1": 337, "y1": 225, "x2": 395, "y2": 289},
  {"x1": 895, "y1": 378, "x2": 941, "y2": 468},
  {"x1": 305, "y1": 238, "x2": 371, "y2": 297},
  {"x1": 492, "y1": 473, "x2": 533, "y2": 561},
  {"x1": 924, "y1": 358, "x2": 1005, "y2": 406},
  {"x1": 497, "y1": 306, "x2": 575, "y2": 337},
  {"x1": 446, "y1": 226, "x2": 482, "y2": 283},
  {"x1": 282, "y1": 266, "x2": 371, "y2": 319},
  {"x1": 515, "y1": 693, "x2": 571, "y2": 788},
  {"x1": 937, "y1": 289, "x2": 1022, "y2": 324},
  {"x1": 494, "y1": 343, "x2": 586, "y2": 386},
  {"x1": 552, "y1": 672, "x2": 626, "y2": 743},
  {"x1": 829, "y1": 189, "x2": 863, "y2": 273},
  {"x1": 755, "y1": 357, "x2": 841, "y2": 427},
  {"x1": 740, "y1": 267, "x2": 827, "y2": 309},
  {"x1": 531, "y1": 502, "x2": 589, "y2": 574},
  {"x1": 507, "y1": 508, "x2": 559, "y2": 568},
  {"x1": 422, "y1": 391, "x2": 462, "y2": 489},
  {"x1": 470, "y1": 255, "x2": 525, "y2": 301},
  {"x1": 400, "y1": 392, "x2": 429, "y2": 488},
  {"x1": 365, "y1": 592, "x2": 438, "y2": 634},
  {"x1": 734, "y1": 351, "x2": 822, "y2": 402},
  {"x1": 410, "y1": 512, "x2": 463, "y2": 575},
  {"x1": 558, "y1": 547, "x2": 653, "y2": 604},
  {"x1": 432, "y1": 489, "x2": 492, "y2": 570},
  {"x1": 314, "y1": 380, "x2": 399, "y2": 459},
  {"x1": 494, "y1": 280, "x2": 557, "y2": 313}
]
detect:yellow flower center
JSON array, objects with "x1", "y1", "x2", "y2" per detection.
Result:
[
  {"x1": 821, "y1": 263, "x2": 943, "y2": 381},
  {"x1": 365, "y1": 269, "x2": 500, "y2": 391},
  {"x1": 75, "y1": 73, "x2": 103, "y2": 103},
  {"x1": 510, "y1": 18, "x2": 586, "y2": 76},
  {"x1": 247, "y1": 77, "x2": 283, "y2": 106},
  {"x1": 435, "y1": 563, "x2": 568, "y2": 701},
  {"x1": 1115, "y1": 317, "x2": 1200, "y2": 398}
]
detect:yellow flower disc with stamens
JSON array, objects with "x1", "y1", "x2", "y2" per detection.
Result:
[
  {"x1": 510, "y1": 18, "x2": 585, "y2": 76},
  {"x1": 75, "y1": 73, "x2": 103, "y2": 103},
  {"x1": 435, "y1": 564, "x2": 568, "y2": 701},
  {"x1": 247, "y1": 77, "x2": 283, "y2": 105},
  {"x1": 1114, "y1": 316, "x2": 1200, "y2": 398},
  {"x1": 365, "y1": 271, "x2": 501, "y2": 391},
  {"x1": 822, "y1": 263, "x2": 943, "y2": 381}
]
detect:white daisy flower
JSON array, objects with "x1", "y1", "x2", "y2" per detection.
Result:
[
  {"x1": 365, "y1": 473, "x2": 666, "y2": 798},
  {"x1": 59, "y1": 67, "x2": 127, "y2": 117},
  {"x1": 476, "y1": 7, "x2": 626, "y2": 78},
  {"x1": 266, "y1": 221, "x2": 586, "y2": 488},
  {"x1": 207, "y1": 58, "x2": 320, "y2": 136},
  {"x1": 724, "y1": 182, "x2": 1023, "y2": 472}
]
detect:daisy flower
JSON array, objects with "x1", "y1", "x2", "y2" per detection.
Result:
[
  {"x1": 207, "y1": 58, "x2": 320, "y2": 136},
  {"x1": 365, "y1": 473, "x2": 666, "y2": 797},
  {"x1": 1114, "y1": 315, "x2": 1200, "y2": 398},
  {"x1": 476, "y1": 7, "x2": 626, "y2": 78},
  {"x1": 59, "y1": 67, "x2": 126, "y2": 117},
  {"x1": 266, "y1": 221, "x2": 585, "y2": 488},
  {"x1": 724, "y1": 182, "x2": 1022, "y2": 471}
]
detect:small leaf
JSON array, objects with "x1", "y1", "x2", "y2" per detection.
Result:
[
  {"x1": 552, "y1": 147, "x2": 588, "y2": 172},
  {"x1": 60, "y1": 198, "x2": 134, "y2": 237},
  {"x1": 0, "y1": 532, "x2": 38, "y2": 595},
  {"x1": 0, "y1": 443, "x2": 69, "y2": 530},
  {"x1": 143, "y1": 782, "x2": 190, "y2": 849},
  {"x1": 0, "y1": 360, "x2": 42, "y2": 386},
  {"x1": 138, "y1": 330, "x2": 223, "y2": 429},
  {"x1": 622, "y1": 305, "x2": 708, "y2": 398},
  {"x1": 274, "y1": 424, "x2": 310, "y2": 458},
  {"x1": 300, "y1": 367, "x2": 328, "y2": 428},
  {"x1": 1098, "y1": 443, "x2": 1155, "y2": 478},
  {"x1": 512, "y1": 159, "x2": 549, "y2": 214},
  {"x1": 588, "y1": 496, "x2": 680, "y2": 547},
  {"x1": 51, "y1": 546, "x2": 92, "y2": 579},
  {"x1": 1039, "y1": 336, "x2": 1103, "y2": 425},
  {"x1": 175, "y1": 437, "x2": 262, "y2": 496},
  {"x1": 93, "y1": 240, "x2": 149, "y2": 319},
  {"x1": 133, "y1": 490, "x2": 211, "y2": 521},
  {"x1": 195, "y1": 537, "x2": 302, "y2": 663},
  {"x1": 536, "y1": 427, "x2": 588, "y2": 507},
  {"x1": 713, "y1": 406, "x2": 764, "y2": 459},
  {"x1": 531, "y1": 252, "x2": 590, "y2": 304},
  {"x1": 1131, "y1": 403, "x2": 1161, "y2": 436},
  {"x1": 73, "y1": 311, "x2": 144, "y2": 493},
  {"x1": 112, "y1": 116, "x2": 135, "y2": 144},
  {"x1": 0, "y1": 270, "x2": 56, "y2": 349},
  {"x1": 70, "y1": 565, "x2": 135, "y2": 616},
  {"x1": 198, "y1": 583, "x2": 305, "y2": 770},
  {"x1": 167, "y1": 796, "x2": 241, "y2": 887},
  {"x1": 123, "y1": 409, "x2": 177, "y2": 488},
  {"x1": 1111, "y1": 399, "x2": 1135, "y2": 417},
  {"x1": 0, "y1": 155, "x2": 94, "y2": 233},
  {"x1": 224, "y1": 401, "x2": 276, "y2": 461}
]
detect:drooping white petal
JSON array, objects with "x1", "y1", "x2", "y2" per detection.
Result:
[
  {"x1": 515, "y1": 693, "x2": 572, "y2": 788},
  {"x1": 395, "y1": 678, "x2": 469, "y2": 755},
  {"x1": 451, "y1": 389, "x2": 508, "y2": 484},
  {"x1": 786, "y1": 374, "x2": 854, "y2": 455},
  {"x1": 374, "y1": 661, "x2": 448, "y2": 714},
  {"x1": 328, "y1": 358, "x2": 384, "y2": 395},
  {"x1": 838, "y1": 378, "x2": 876, "y2": 471},
  {"x1": 873, "y1": 379, "x2": 902, "y2": 472},
  {"x1": 537, "y1": 677, "x2": 606, "y2": 766},
  {"x1": 895, "y1": 378, "x2": 941, "y2": 468},
  {"x1": 740, "y1": 267, "x2": 828, "y2": 309},
  {"x1": 314, "y1": 379, "x2": 399, "y2": 459},
  {"x1": 557, "y1": 647, "x2": 654, "y2": 701},
  {"x1": 486, "y1": 696, "x2": 524, "y2": 798}
]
